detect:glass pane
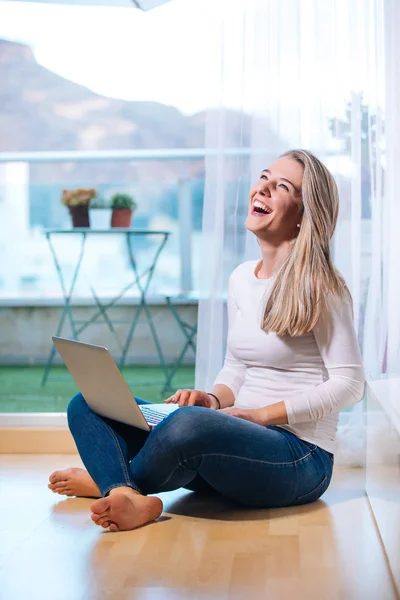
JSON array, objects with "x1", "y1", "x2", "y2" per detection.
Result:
[{"x1": 0, "y1": 0, "x2": 210, "y2": 412}]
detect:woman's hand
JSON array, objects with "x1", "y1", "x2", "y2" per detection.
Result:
[
  {"x1": 165, "y1": 389, "x2": 219, "y2": 409},
  {"x1": 219, "y1": 406, "x2": 269, "y2": 426}
]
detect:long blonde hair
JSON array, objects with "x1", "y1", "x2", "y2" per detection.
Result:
[{"x1": 262, "y1": 149, "x2": 351, "y2": 336}]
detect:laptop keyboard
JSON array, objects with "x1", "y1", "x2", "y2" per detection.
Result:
[{"x1": 139, "y1": 405, "x2": 170, "y2": 426}]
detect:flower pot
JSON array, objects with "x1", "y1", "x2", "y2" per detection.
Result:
[
  {"x1": 68, "y1": 205, "x2": 90, "y2": 228},
  {"x1": 111, "y1": 208, "x2": 133, "y2": 228},
  {"x1": 90, "y1": 208, "x2": 112, "y2": 230}
]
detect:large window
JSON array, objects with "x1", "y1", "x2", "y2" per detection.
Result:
[
  {"x1": 0, "y1": 0, "x2": 215, "y2": 412},
  {"x1": 0, "y1": 0, "x2": 216, "y2": 299}
]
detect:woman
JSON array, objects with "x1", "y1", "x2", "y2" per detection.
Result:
[{"x1": 48, "y1": 149, "x2": 365, "y2": 532}]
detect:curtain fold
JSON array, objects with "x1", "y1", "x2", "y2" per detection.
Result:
[
  {"x1": 383, "y1": 0, "x2": 400, "y2": 375},
  {"x1": 196, "y1": 0, "x2": 386, "y2": 466}
]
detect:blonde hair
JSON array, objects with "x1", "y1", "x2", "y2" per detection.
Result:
[{"x1": 262, "y1": 149, "x2": 351, "y2": 336}]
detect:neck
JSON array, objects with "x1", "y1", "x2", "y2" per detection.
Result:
[{"x1": 256, "y1": 238, "x2": 293, "y2": 279}]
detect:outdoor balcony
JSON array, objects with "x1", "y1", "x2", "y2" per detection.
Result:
[{"x1": 0, "y1": 148, "x2": 209, "y2": 416}]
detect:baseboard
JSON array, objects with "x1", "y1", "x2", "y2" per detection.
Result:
[{"x1": 0, "y1": 427, "x2": 77, "y2": 453}]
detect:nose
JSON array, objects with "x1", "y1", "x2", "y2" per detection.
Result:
[{"x1": 255, "y1": 180, "x2": 271, "y2": 197}]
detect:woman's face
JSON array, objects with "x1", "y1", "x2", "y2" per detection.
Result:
[{"x1": 245, "y1": 157, "x2": 304, "y2": 241}]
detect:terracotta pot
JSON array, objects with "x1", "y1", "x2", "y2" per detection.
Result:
[
  {"x1": 111, "y1": 208, "x2": 133, "y2": 228},
  {"x1": 68, "y1": 205, "x2": 90, "y2": 228}
]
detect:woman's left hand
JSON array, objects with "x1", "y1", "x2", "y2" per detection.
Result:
[{"x1": 219, "y1": 406, "x2": 268, "y2": 426}]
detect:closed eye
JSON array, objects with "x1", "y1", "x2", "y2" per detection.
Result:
[{"x1": 261, "y1": 173, "x2": 289, "y2": 191}]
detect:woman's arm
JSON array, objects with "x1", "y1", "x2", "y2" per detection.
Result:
[
  {"x1": 220, "y1": 401, "x2": 288, "y2": 425},
  {"x1": 221, "y1": 295, "x2": 364, "y2": 426},
  {"x1": 283, "y1": 294, "x2": 365, "y2": 425},
  {"x1": 208, "y1": 383, "x2": 236, "y2": 409}
]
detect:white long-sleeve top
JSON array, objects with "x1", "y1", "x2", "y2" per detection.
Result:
[{"x1": 213, "y1": 260, "x2": 365, "y2": 454}]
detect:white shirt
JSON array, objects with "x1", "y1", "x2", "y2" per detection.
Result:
[{"x1": 213, "y1": 261, "x2": 365, "y2": 454}]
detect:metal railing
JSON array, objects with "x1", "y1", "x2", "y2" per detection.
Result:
[
  {"x1": 0, "y1": 148, "x2": 252, "y2": 163},
  {"x1": 0, "y1": 147, "x2": 252, "y2": 294}
]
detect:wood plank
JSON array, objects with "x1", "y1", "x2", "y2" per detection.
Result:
[
  {"x1": 367, "y1": 385, "x2": 400, "y2": 596},
  {"x1": 0, "y1": 455, "x2": 396, "y2": 600},
  {"x1": 0, "y1": 427, "x2": 77, "y2": 453}
]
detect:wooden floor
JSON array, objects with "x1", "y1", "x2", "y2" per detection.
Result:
[{"x1": 0, "y1": 455, "x2": 397, "y2": 600}]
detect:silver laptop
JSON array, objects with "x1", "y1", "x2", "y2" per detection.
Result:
[{"x1": 52, "y1": 336, "x2": 178, "y2": 431}]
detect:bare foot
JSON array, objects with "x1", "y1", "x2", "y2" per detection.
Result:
[
  {"x1": 48, "y1": 467, "x2": 101, "y2": 498},
  {"x1": 90, "y1": 486, "x2": 163, "y2": 532}
]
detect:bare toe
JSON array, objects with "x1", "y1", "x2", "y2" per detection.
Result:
[
  {"x1": 49, "y1": 471, "x2": 67, "y2": 484},
  {"x1": 48, "y1": 468, "x2": 101, "y2": 498},
  {"x1": 53, "y1": 482, "x2": 68, "y2": 490},
  {"x1": 96, "y1": 511, "x2": 109, "y2": 519},
  {"x1": 92, "y1": 515, "x2": 112, "y2": 528},
  {"x1": 91, "y1": 497, "x2": 110, "y2": 515},
  {"x1": 100, "y1": 520, "x2": 112, "y2": 529},
  {"x1": 91, "y1": 487, "x2": 163, "y2": 532},
  {"x1": 91, "y1": 511, "x2": 108, "y2": 523}
]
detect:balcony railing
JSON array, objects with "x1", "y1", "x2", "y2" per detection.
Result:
[
  {"x1": 0, "y1": 147, "x2": 252, "y2": 301},
  {"x1": 0, "y1": 148, "x2": 253, "y2": 162}
]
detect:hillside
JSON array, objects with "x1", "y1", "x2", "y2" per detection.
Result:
[
  {"x1": 0, "y1": 39, "x2": 207, "y2": 153},
  {"x1": 0, "y1": 40, "x2": 259, "y2": 183},
  {"x1": 0, "y1": 38, "x2": 285, "y2": 195}
]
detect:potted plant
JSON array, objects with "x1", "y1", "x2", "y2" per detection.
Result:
[
  {"x1": 110, "y1": 193, "x2": 137, "y2": 228},
  {"x1": 89, "y1": 195, "x2": 112, "y2": 229},
  {"x1": 62, "y1": 188, "x2": 96, "y2": 228}
]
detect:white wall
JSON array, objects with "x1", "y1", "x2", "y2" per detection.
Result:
[{"x1": 0, "y1": 302, "x2": 197, "y2": 365}]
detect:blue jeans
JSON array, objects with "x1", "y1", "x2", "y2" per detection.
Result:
[{"x1": 67, "y1": 393, "x2": 334, "y2": 508}]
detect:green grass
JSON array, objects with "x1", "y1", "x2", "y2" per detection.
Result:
[{"x1": 0, "y1": 365, "x2": 195, "y2": 412}]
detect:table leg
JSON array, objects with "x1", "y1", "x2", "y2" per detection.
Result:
[
  {"x1": 163, "y1": 297, "x2": 197, "y2": 393},
  {"x1": 142, "y1": 301, "x2": 169, "y2": 379},
  {"x1": 41, "y1": 232, "x2": 87, "y2": 387},
  {"x1": 119, "y1": 233, "x2": 170, "y2": 382},
  {"x1": 75, "y1": 269, "x2": 151, "y2": 336},
  {"x1": 119, "y1": 298, "x2": 145, "y2": 368},
  {"x1": 88, "y1": 285, "x2": 123, "y2": 353}
]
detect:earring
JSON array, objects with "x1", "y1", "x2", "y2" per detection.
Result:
[{"x1": 296, "y1": 223, "x2": 300, "y2": 228}]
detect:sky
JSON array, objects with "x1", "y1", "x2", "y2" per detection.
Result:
[
  {"x1": 0, "y1": 0, "x2": 220, "y2": 114},
  {"x1": 0, "y1": 0, "x2": 380, "y2": 139}
]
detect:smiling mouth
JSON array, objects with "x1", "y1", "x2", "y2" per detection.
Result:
[{"x1": 252, "y1": 200, "x2": 273, "y2": 215}]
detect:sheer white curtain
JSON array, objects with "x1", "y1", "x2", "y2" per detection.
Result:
[
  {"x1": 381, "y1": 0, "x2": 400, "y2": 377},
  {"x1": 195, "y1": 0, "x2": 386, "y2": 466}
]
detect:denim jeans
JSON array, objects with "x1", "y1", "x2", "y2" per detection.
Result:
[{"x1": 67, "y1": 392, "x2": 334, "y2": 508}]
